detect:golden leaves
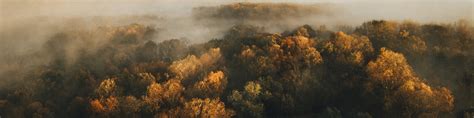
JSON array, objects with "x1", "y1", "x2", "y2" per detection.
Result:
[
  {"x1": 169, "y1": 55, "x2": 201, "y2": 79},
  {"x1": 90, "y1": 99, "x2": 105, "y2": 113},
  {"x1": 402, "y1": 35, "x2": 427, "y2": 55},
  {"x1": 146, "y1": 82, "x2": 164, "y2": 101},
  {"x1": 193, "y1": 71, "x2": 228, "y2": 97},
  {"x1": 181, "y1": 98, "x2": 234, "y2": 118},
  {"x1": 244, "y1": 81, "x2": 262, "y2": 98},
  {"x1": 95, "y1": 78, "x2": 117, "y2": 97},
  {"x1": 199, "y1": 48, "x2": 222, "y2": 66},
  {"x1": 367, "y1": 48, "x2": 415, "y2": 88},
  {"x1": 106, "y1": 24, "x2": 150, "y2": 41},
  {"x1": 169, "y1": 48, "x2": 222, "y2": 80},
  {"x1": 320, "y1": 31, "x2": 373, "y2": 67},
  {"x1": 162, "y1": 79, "x2": 185, "y2": 104},
  {"x1": 304, "y1": 46, "x2": 324, "y2": 65},
  {"x1": 89, "y1": 96, "x2": 118, "y2": 113},
  {"x1": 393, "y1": 80, "x2": 454, "y2": 115},
  {"x1": 143, "y1": 79, "x2": 185, "y2": 112},
  {"x1": 367, "y1": 48, "x2": 454, "y2": 116},
  {"x1": 280, "y1": 36, "x2": 323, "y2": 66},
  {"x1": 281, "y1": 36, "x2": 312, "y2": 49},
  {"x1": 240, "y1": 48, "x2": 256, "y2": 59},
  {"x1": 143, "y1": 84, "x2": 162, "y2": 112},
  {"x1": 206, "y1": 71, "x2": 226, "y2": 86},
  {"x1": 104, "y1": 97, "x2": 119, "y2": 112},
  {"x1": 350, "y1": 51, "x2": 364, "y2": 65}
]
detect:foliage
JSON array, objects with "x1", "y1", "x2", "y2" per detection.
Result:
[{"x1": 0, "y1": 18, "x2": 471, "y2": 118}]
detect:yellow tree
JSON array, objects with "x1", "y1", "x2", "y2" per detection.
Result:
[
  {"x1": 143, "y1": 79, "x2": 185, "y2": 112},
  {"x1": 320, "y1": 32, "x2": 374, "y2": 66},
  {"x1": 355, "y1": 20, "x2": 399, "y2": 50},
  {"x1": 180, "y1": 98, "x2": 234, "y2": 118},
  {"x1": 366, "y1": 48, "x2": 454, "y2": 117},
  {"x1": 169, "y1": 48, "x2": 222, "y2": 80},
  {"x1": 191, "y1": 71, "x2": 228, "y2": 98},
  {"x1": 89, "y1": 96, "x2": 119, "y2": 116}
]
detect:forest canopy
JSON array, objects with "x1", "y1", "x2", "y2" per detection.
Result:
[{"x1": 0, "y1": 2, "x2": 473, "y2": 118}]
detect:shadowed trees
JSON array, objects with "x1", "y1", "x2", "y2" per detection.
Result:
[
  {"x1": 0, "y1": 19, "x2": 470, "y2": 117},
  {"x1": 366, "y1": 48, "x2": 454, "y2": 117}
]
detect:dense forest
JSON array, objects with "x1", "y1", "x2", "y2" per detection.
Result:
[{"x1": 0, "y1": 2, "x2": 473, "y2": 118}]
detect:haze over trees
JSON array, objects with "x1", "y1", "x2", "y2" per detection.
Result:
[{"x1": 0, "y1": 2, "x2": 473, "y2": 118}]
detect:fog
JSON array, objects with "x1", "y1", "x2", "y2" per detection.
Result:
[
  {"x1": 0, "y1": 0, "x2": 471, "y2": 97},
  {"x1": 1, "y1": 0, "x2": 471, "y2": 43},
  {"x1": 0, "y1": 0, "x2": 472, "y2": 117},
  {"x1": 1, "y1": 0, "x2": 470, "y2": 68}
]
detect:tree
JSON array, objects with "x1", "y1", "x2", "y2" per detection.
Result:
[
  {"x1": 95, "y1": 78, "x2": 118, "y2": 97},
  {"x1": 355, "y1": 20, "x2": 399, "y2": 50},
  {"x1": 143, "y1": 79, "x2": 185, "y2": 112},
  {"x1": 143, "y1": 82, "x2": 164, "y2": 112},
  {"x1": 169, "y1": 48, "x2": 222, "y2": 80},
  {"x1": 366, "y1": 48, "x2": 454, "y2": 117},
  {"x1": 366, "y1": 48, "x2": 416, "y2": 90},
  {"x1": 135, "y1": 41, "x2": 158, "y2": 62},
  {"x1": 317, "y1": 32, "x2": 375, "y2": 112},
  {"x1": 156, "y1": 39, "x2": 188, "y2": 62},
  {"x1": 224, "y1": 26, "x2": 324, "y2": 116},
  {"x1": 169, "y1": 55, "x2": 201, "y2": 79},
  {"x1": 320, "y1": 32, "x2": 374, "y2": 66},
  {"x1": 191, "y1": 71, "x2": 228, "y2": 98},
  {"x1": 394, "y1": 80, "x2": 454, "y2": 117},
  {"x1": 89, "y1": 96, "x2": 119, "y2": 116},
  {"x1": 286, "y1": 25, "x2": 317, "y2": 38},
  {"x1": 180, "y1": 98, "x2": 234, "y2": 118},
  {"x1": 400, "y1": 35, "x2": 427, "y2": 57},
  {"x1": 228, "y1": 81, "x2": 264, "y2": 117},
  {"x1": 109, "y1": 24, "x2": 155, "y2": 45},
  {"x1": 120, "y1": 96, "x2": 142, "y2": 116}
]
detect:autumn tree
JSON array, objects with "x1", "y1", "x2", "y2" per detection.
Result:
[
  {"x1": 366, "y1": 48, "x2": 454, "y2": 117},
  {"x1": 89, "y1": 96, "x2": 119, "y2": 116},
  {"x1": 169, "y1": 48, "x2": 222, "y2": 80},
  {"x1": 285, "y1": 25, "x2": 317, "y2": 38},
  {"x1": 190, "y1": 71, "x2": 228, "y2": 98},
  {"x1": 355, "y1": 20, "x2": 399, "y2": 50},
  {"x1": 179, "y1": 98, "x2": 234, "y2": 118},
  {"x1": 143, "y1": 79, "x2": 185, "y2": 113},
  {"x1": 1, "y1": 19, "x2": 470, "y2": 118},
  {"x1": 228, "y1": 81, "x2": 265, "y2": 117},
  {"x1": 220, "y1": 25, "x2": 325, "y2": 116},
  {"x1": 320, "y1": 32, "x2": 374, "y2": 67},
  {"x1": 314, "y1": 32, "x2": 376, "y2": 111},
  {"x1": 143, "y1": 82, "x2": 164, "y2": 112},
  {"x1": 95, "y1": 78, "x2": 118, "y2": 97}
]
